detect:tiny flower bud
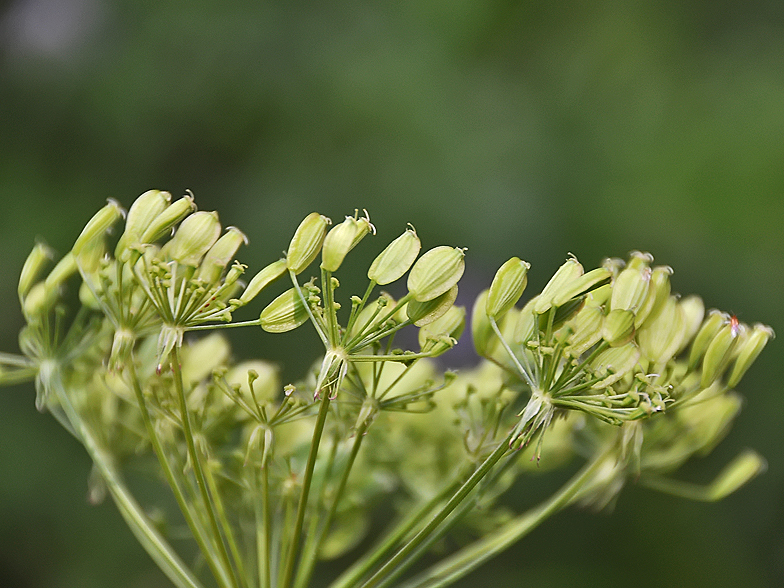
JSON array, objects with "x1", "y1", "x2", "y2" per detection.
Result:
[
  {"x1": 321, "y1": 211, "x2": 374, "y2": 272},
  {"x1": 367, "y1": 225, "x2": 421, "y2": 285},
  {"x1": 610, "y1": 265, "x2": 651, "y2": 314},
  {"x1": 240, "y1": 259, "x2": 288, "y2": 304},
  {"x1": 705, "y1": 450, "x2": 766, "y2": 501},
  {"x1": 688, "y1": 309, "x2": 729, "y2": 371},
  {"x1": 485, "y1": 257, "x2": 530, "y2": 320},
  {"x1": 72, "y1": 199, "x2": 124, "y2": 256},
  {"x1": 196, "y1": 226, "x2": 248, "y2": 283},
  {"x1": 407, "y1": 246, "x2": 465, "y2": 302},
  {"x1": 22, "y1": 282, "x2": 57, "y2": 319},
  {"x1": 726, "y1": 323, "x2": 774, "y2": 388},
  {"x1": 602, "y1": 309, "x2": 636, "y2": 347},
  {"x1": 533, "y1": 256, "x2": 584, "y2": 314},
  {"x1": 167, "y1": 211, "x2": 222, "y2": 267},
  {"x1": 19, "y1": 242, "x2": 54, "y2": 300},
  {"x1": 259, "y1": 288, "x2": 310, "y2": 333},
  {"x1": 139, "y1": 194, "x2": 196, "y2": 244},
  {"x1": 564, "y1": 304, "x2": 603, "y2": 356},
  {"x1": 115, "y1": 190, "x2": 171, "y2": 259},
  {"x1": 406, "y1": 284, "x2": 458, "y2": 326},
  {"x1": 472, "y1": 290, "x2": 497, "y2": 357},
  {"x1": 700, "y1": 317, "x2": 743, "y2": 388},
  {"x1": 513, "y1": 297, "x2": 539, "y2": 345},
  {"x1": 287, "y1": 212, "x2": 331, "y2": 274}
]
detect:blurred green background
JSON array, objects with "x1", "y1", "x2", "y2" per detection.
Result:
[{"x1": 1, "y1": 1, "x2": 782, "y2": 587}]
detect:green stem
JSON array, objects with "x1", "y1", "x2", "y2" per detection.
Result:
[
  {"x1": 256, "y1": 464, "x2": 272, "y2": 588},
  {"x1": 48, "y1": 370, "x2": 204, "y2": 588},
  {"x1": 171, "y1": 346, "x2": 240, "y2": 588},
  {"x1": 398, "y1": 446, "x2": 615, "y2": 588}
]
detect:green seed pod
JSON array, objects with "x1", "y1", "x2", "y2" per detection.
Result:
[
  {"x1": 533, "y1": 257, "x2": 584, "y2": 314},
  {"x1": 486, "y1": 257, "x2": 530, "y2": 320},
  {"x1": 585, "y1": 283, "x2": 612, "y2": 307},
  {"x1": 637, "y1": 295, "x2": 684, "y2": 364},
  {"x1": 321, "y1": 212, "x2": 374, "y2": 272},
  {"x1": 550, "y1": 267, "x2": 612, "y2": 308},
  {"x1": 44, "y1": 252, "x2": 78, "y2": 291},
  {"x1": 166, "y1": 211, "x2": 222, "y2": 267},
  {"x1": 675, "y1": 295, "x2": 705, "y2": 355},
  {"x1": 513, "y1": 296, "x2": 539, "y2": 345},
  {"x1": 634, "y1": 265, "x2": 672, "y2": 327},
  {"x1": 601, "y1": 256, "x2": 625, "y2": 279},
  {"x1": 406, "y1": 284, "x2": 458, "y2": 326},
  {"x1": 700, "y1": 317, "x2": 743, "y2": 388},
  {"x1": 196, "y1": 227, "x2": 248, "y2": 284},
  {"x1": 259, "y1": 288, "x2": 310, "y2": 333},
  {"x1": 704, "y1": 449, "x2": 766, "y2": 501},
  {"x1": 726, "y1": 323, "x2": 774, "y2": 388},
  {"x1": 115, "y1": 190, "x2": 171, "y2": 259},
  {"x1": 688, "y1": 309, "x2": 729, "y2": 371},
  {"x1": 78, "y1": 280, "x2": 101, "y2": 311},
  {"x1": 565, "y1": 304, "x2": 603, "y2": 357},
  {"x1": 287, "y1": 212, "x2": 331, "y2": 274},
  {"x1": 602, "y1": 308, "x2": 636, "y2": 347},
  {"x1": 407, "y1": 246, "x2": 465, "y2": 302},
  {"x1": 19, "y1": 242, "x2": 54, "y2": 300},
  {"x1": 625, "y1": 250, "x2": 654, "y2": 271},
  {"x1": 239, "y1": 258, "x2": 288, "y2": 304},
  {"x1": 367, "y1": 225, "x2": 421, "y2": 285},
  {"x1": 72, "y1": 199, "x2": 124, "y2": 256},
  {"x1": 610, "y1": 265, "x2": 651, "y2": 314},
  {"x1": 139, "y1": 194, "x2": 196, "y2": 244},
  {"x1": 419, "y1": 305, "x2": 465, "y2": 356},
  {"x1": 22, "y1": 282, "x2": 57, "y2": 320},
  {"x1": 472, "y1": 290, "x2": 496, "y2": 357},
  {"x1": 590, "y1": 342, "x2": 641, "y2": 389}
]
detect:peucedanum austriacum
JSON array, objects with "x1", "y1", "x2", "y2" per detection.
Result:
[{"x1": 0, "y1": 191, "x2": 773, "y2": 588}]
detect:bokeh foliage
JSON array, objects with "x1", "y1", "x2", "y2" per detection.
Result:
[{"x1": 0, "y1": 1, "x2": 782, "y2": 587}]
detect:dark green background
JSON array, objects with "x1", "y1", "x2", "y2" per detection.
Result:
[{"x1": 1, "y1": 1, "x2": 782, "y2": 586}]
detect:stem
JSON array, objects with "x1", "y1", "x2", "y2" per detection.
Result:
[
  {"x1": 489, "y1": 318, "x2": 535, "y2": 389},
  {"x1": 171, "y1": 346, "x2": 240, "y2": 588},
  {"x1": 398, "y1": 446, "x2": 615, "y2": 588}
]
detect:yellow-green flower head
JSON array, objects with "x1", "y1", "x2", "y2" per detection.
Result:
[
  {"x1": 287, "y1": 212, "x2": 331, "y2": 274},
  {"x1": 407, "y1": 246, "x2": 465, "y2": 302},
  {"x1": 321, "y1": 210, "x2": 375, "y2": 272},
  {"x1": 166, "y1": 211, "x2": 222, "y2": 267},
  {"x1": 367, "y1": 225, "x2": 421, "y2": 286}
]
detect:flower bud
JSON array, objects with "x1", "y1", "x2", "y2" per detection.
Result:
[
  {"x1": 625, "y1": 250, "x2": 654, "y2": 271},
  {"x1": 72, "y1": 199, "x2": 124, "y2": 256},
  {"x1": 634, "y1": 265, "x2": 672, "y2": 327},
  {"x1": 19, "y1": 242, "x2": 54, "y2": 300},
  {"x1": 44, "y1": 252, "x2": 78, "y2": 291},
  {"x1": 704, "y1": 450, "x2": 766, "y2": 501},
  {"x1": 259, "y1": 288, "x2": 310, "y2": 333},
  {"x1": 287, "y1": 212, "x2": 330, "y2": 274},
  {"x1": 610, "y1": 265, "x2": 651, "y2": 314},
  {"x1": 239, "y1": 259, "x2": 288, "y2": 304},
  {"x1": 636, "y1": 295, "x2": 684, "y2": 364},
  {"x1": 115, "y1": 190, "x2": 171, "y2": 259},
  {"x1": 726, "y1": 323, "x2": 774, "y2": 388},
  {"x1": 590, "y1": 342, "x2": 641, "y2": 389},
  {"x1": 139, "y1": 194, "x2": 196, "y2": 244},
  {"x1": 564, "y1": 304, "x2": 603, "y2": 356},
  {"x1": 550, "y1": 267, "x2": 612, "y2": 308},
  {"x1": 513, "y1": 296, "x2": 539, "y2": 345},
  {"x1": 165, "y1": 210, "x2": 221, "y2": 267},
  {"x1": 196, "y1": 226, "x2": 248, "y2": 283},
  {"x1": 367, "y1": 225, "x2": 421, "y2": 285},
  {"x1": 602, "y1": 309, "x2": 636, "y2": 347},
  {"x1": 407, "y1": 246, "x2": 465, "y2": 302},
  {"x1": 406, "y1": 284, "x2": 458, "y2": 326},
  {"x1": 675, "y1": 295, "x2": 705, "y2": 355},
  {"x1": 700, "y1": 317, "x2": 743, "y2": 388},
  {"x1": 22, "y1": 282, "x2": 57, "y2": 320},
  {"x1": 419, "y1": 305, "x2": 465, "y2": 356},
  {"x1": 485, "y1": 257, "x2": 530, "y2": 320},
  {"x1": 688, "y1": 310, "x2": 729, "y2": 371},
  {"x1": 472, "y1": 290, "x2": 496, "y2": 357},
  {"x1": 321, "y1": 211, "x2": 374, "y2": 272},
  {"x1": 533, "y1": 257, "x2": 583, "y2": 314}
]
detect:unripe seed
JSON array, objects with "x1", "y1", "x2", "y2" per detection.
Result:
[
  {"x1": 486, "y1": 257, "x2": 530, "y2": 320},
  {"x1": 259, "y1": 288, "x2": 310, "y2": 333},
  {"x1": 367, "y1": 225, "x2": 421, "y2": 285},
  {"x1": 407, "y1": 246, "x2": 465, "y2": 302},
  {"x1": 287, "y1": 212, "x2": 330, "y2": 274}
]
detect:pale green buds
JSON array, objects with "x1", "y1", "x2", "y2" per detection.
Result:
[
  {"x1": 564, "y1": 304, "x2": 603, "y2": 356},
  {"x1": 259, "y1": 288, "x2": 310, "y2": 333},
  {"x1": 702, "y1": 449, "x2": 766, "y2": 501},
  {"x1": 633, "y1": 265, "x2": 672, "y2": 327},
  {"x1": 139, "y1": 194, "x2": 195, "y2": 244},
  {"x1": 321, "y1": 211, "x2": 374, "y2": 272},
  {"x1": 486, "y1": 257, "x2": 530, "y2": 320},
  {"x1": 700, "y1": 316, "x2": 743, "y2": 388},
  {"x1": 676, "y1": 295, "x2": 705, "y2": 355},
  {"x1": 287, "y1": 212, "x2": 331, "y2": 274},
  {"x1": 406, "y1": 284, "x2": 458, "y2": 327},
  {"x1": 636, "y1": 295, "x2": 684, "y2": 364},
  {"x1": 471, "y1": 290, "x2": 496, "y2": 357},
  {"x1": 407, "y1": 246, "x2": 465, "y2": 302},
  {"x1": 602, "y1": 309, "x2": 636, "y2": 347},
  {"x1": 418, "y1": 305, "x2": 465, "y2": 356},
  {"x1": 115, "y1": 190, "x2": 171, "y2": 259},
  {"x1": 196, "y1": 226, "x2": 248, "y2": 284},
  {"x1": 239, "y1": 259, "x2": 288, "y2": 304},
  {"x1": 688, "y1": 310, "x2": 729, "y2": 371},
  {"x1": 166, "y1": 211, "x2": 222, "y2": 267},
  {"x1": 534, "y1": 257, "x2": 583, "y2": 314},
  {"x1": 590, "y1": 342, "x2": 641, "y2": 389},
  {"x1": 72, "y1": 198, "x2": 124, "y2": 256},
  {"x1": 610, "y1": 265, "x2": 651, "y2": 314},
  {"x1": 550, "y1": 267, "x2": 611, "y2": 308},
  {"x1": 18, "y1": 242, "x2": 54, "y2": 300},
  {"x1": 727, "y1": 323, "x2": 774, "y2": 388},
  {"x1": 44, "y1": 252, "x2": 78, "y2": 291},
  {"x1": 367, "y1": 225, "x2": 421, "y2": 285}
]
